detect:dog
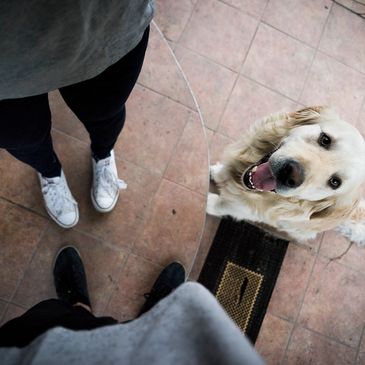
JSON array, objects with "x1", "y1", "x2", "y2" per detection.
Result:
[{"x1": 207, "y1": 106, "x2": 365, "y2": 245}]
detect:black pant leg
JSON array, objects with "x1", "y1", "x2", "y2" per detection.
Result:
[
  {"x1": 0, "y1": 299, "x2": 117, "y2": 348},
  {"x1": 59, "y1": 26, "x2": 150, "y2": 159},
  {"x1": 0, "y1": 93, "x2": 62, "y2": 177}
]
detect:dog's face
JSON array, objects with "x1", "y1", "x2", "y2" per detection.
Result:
[{"x1": 243, "y1": 108, "x2": 365, "y2": 202}]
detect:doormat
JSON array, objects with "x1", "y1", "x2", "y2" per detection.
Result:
[{"x1": 198, "y1": 218, "x2": 289, "y2": 343}]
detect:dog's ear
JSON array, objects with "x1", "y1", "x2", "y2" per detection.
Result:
[
  {"x1": 288, "y1": 106, "x2": 326, "y2": 127},
  {"x1": 309, "y1": 190, "x2": 361, "y2": 231}
]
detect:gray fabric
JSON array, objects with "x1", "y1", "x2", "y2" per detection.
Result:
[
  {"x1": 0, "y1": 0, "x2": 154, "y2": 100},
  {"x1": 0, "y1": 283, "x2": 265, "y2": 365}
]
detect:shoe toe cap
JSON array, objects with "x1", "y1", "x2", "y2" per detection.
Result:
[
  {"x1": 59, "y1": 211, "x2": 79, "y2": 227},
  {"x1": 95, "y1": 195, "x2": 114, "y2": 209}
]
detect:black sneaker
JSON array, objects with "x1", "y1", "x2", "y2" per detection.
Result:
[
  {"x1": 138, "y1": 262, "x2": 186, "y2": 316},
  {"x1": 53, "y1": 246, "x2": 91, "y2": 308}
]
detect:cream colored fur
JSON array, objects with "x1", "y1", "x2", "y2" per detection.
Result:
[{"x1": 207, "y1": 107, "x2": 365, "y2": 245}]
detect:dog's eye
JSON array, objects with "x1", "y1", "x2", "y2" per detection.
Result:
[
  {"x1": 328, "y1": 176, "x2": 341, "y2": 189},
  {"x1": 318, "y1": 132, "x2": 331, "y2": 148}
]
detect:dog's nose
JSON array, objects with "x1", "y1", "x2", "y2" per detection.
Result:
[{"x1": 276, "y1": 160, "x2": 304, "y2": 188}]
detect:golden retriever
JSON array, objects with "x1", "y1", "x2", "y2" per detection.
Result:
[{"x1": 207, "y1": 106, "x2": 365, "y2": 245}]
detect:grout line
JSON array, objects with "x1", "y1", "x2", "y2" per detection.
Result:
[
  {"x1": 215, "y1": 14, "x2": 261, "y2": 133},
  {"x1": 174, "y1": 41, "x2": 246, "y2": 74},
  {"x1": 317, "y1": 2, "x2": 365, "y2": 78},
  {"x1": 0, "y1": 196, "x2": 48, "y2": 220},
  {"x1": 296, "y1": 0, "x2": 333, "y2": 103},
  {"x1": 151, "y1": 19, "x2": 211, "y2": 183},
  {"x1": 7, "y1": 221, "x2": 51, "y2": 307},
  {"x1": 0, "y1": 299, "x2": 10, "y2": 325},
  {"x1": 101, "y1": 251, "x2": 131, "y2": 314},
  {"x1": 174, "y1": 0, "x2": 199, "y2": 45},
  {"x1": 217, "y1": 0, "x2": 268, "y2": 20},
  {"x1": 280, "y1": 245, "x2": 320, "y2": 363},
  {"x1": 298, "y1": 322, "x2": 360, "y2": 350},
  {"x1": 241, "y1": 74, "x2": 302, "y2": 105},
  {"x1": 135, "y1": 81, "x2": 198, "y2": 113},
  {"x1": 354, "y1": 325, "x2": 365, "y2": 365}
]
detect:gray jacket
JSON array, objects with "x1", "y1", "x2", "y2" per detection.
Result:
[
  {"x1": 0, "y1": 283, "x2": 265, "y2": 365},
  {"x1": 0, "y1": 0, "x2": 154, "y2": 100}
]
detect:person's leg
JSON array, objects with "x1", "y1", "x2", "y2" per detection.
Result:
[
  {"x1": 0, "y1": 94, "x2": 61, "y2": 177},
  {"x1": 0, "y1": 95, "x2": 79, "y2": 228},
  {"x1": 59, "y1": 26, "x2": 150, "y2": 212},
  {"x1": 0, "y1": 299, "x2": 116, "y2": 348},
  {"x1": 59, "y1": 26, "x2": 149, "y2": 160},
  {"x1": 0, "y1": 246, "x2": 117, "y2": 348}
]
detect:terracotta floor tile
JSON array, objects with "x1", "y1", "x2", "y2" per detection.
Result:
[
  {"x1": 115, "y1": 85, "x2": 190, "y2": 175},
  {"x1": 218, "y1": 76, "x2": 297, "y2": 139},
  {"x1": 76, "y1": 159, "x2": 161, "y2": 250},
  {"x1": 298, "y1": 257, "x2": 365, "y2": 347},
  {"x1": 222, "y1": 0, "x2": 269, "y2": 18},
  {"x1": 0, "y1": 150, "x2": 44, "y2": 214},
  {"x1": 242, "y1": 23, "x2": 315, "y2": 100},
  {"x1": 13, "y1": 225, "x2": 127, "y2": 316},
  {"x1": 0, "y1": 303, "x2": 26, "y2": 326},
  {"x1": 208, "y1": 132, "x2": 234, "y2": 165},
  {"x1": 174, "y1": 46, "x2": 237, "y2": 130},
  {"x1": 154, "y1": 0, "x2": 196, "y2": 42},
  {"x1": 138, "y1": 23, "x2": 195, "y2": 109},
  {"x1": 179, "y1": 0, "x2": 258, "y2": 71},
  {"x1": 262, "y1": 0, "x2": 332, "y2": 46},
  {"x1": 255, "y1": 313, "x2": 293, "y2": 365},
  {"x1": 319, "y1": 3, "x2": 365, "y2": 74},
  {"x1": 132, "y1": 180, "x2": 206, "y2": 272},
  {"x1": 300, "y1": 52, "x2": 365, "y2": 123},
  {"x1": 51, "y1": 130, "x2": 161, "y2": 250},
  {"x1": 268, "y1": 244, "x2": 316, "y2": 321},
  {"x1": 105, "y1": 254, "x2": 163, "y2": 321},
  {"x1": 188, "y1": 215, "x2": 220, "y2": 280},
  {"x1": 0, "y1": 199, "x2": 48, "y2": 301},
  {"x1": 283, "y1": 325, "x2": 356, "y2": 365},
  {"x1": 165, "y1": 112, "x2": 209, "y2": 195},
  {"x1": 319, "y1": 230, "x2": 365, "y2": 274}
]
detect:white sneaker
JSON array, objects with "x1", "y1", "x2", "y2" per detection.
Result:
[
  {"x1": 38, "y1": 170, "x2": 79, "y2": 228},
  {"x1": 91, "y1": 150, "x2": 127, "y2": 213}
]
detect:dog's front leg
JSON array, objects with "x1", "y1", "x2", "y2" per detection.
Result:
[
  {"x1": 206, "y1": 193, "x2": 231, "y2": 217},
  {"x1": 206, "y1": 193, "x2": 255, "y2": 221},
  {"x1": 209, "y1": 163, "x2": 226, "y2": 184},
  {"x1": 336, "y1": 200, "x2": 365, "y2": 246}
]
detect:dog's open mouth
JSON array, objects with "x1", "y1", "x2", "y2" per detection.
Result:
[{"x1": 242, "y1": 153, "x2": 277, "y2": 192}]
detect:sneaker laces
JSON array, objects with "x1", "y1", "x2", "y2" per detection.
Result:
[
  {"x1": 95, "y1": 158, "x2": 127, "y2": 199},
  {"x1": 41, "y1": 177, "x2": 77, "y2": 216}
]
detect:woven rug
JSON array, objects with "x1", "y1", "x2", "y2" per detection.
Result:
[{"x1": 198, "y1": 218, "x2": 289, "y2": 343}]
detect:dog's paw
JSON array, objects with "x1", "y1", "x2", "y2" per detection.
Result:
[
  {"x1": 210, "y1": 163, "x2": 224, "y2": 182},
  {"x1": 336, "y1": 221, "x2": 365, "y2": 247},
  {"x1": 206, "y1": 193, "x2": 221, "y2": 216}
]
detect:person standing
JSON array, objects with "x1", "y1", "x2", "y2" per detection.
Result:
[{"x1": 0, "y1": 1, "x2": 154, "y2": 227}]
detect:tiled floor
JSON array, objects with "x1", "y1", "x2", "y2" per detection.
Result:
[
  {"x1": 0, "y1": 23, "x2": 208, "y2": 322},
  {"x1": 156, "y1": 0, "x2": 365, "y2": 364},
  {"x1": 1, "y1": 1, "x2": 365, "y2": 364}
]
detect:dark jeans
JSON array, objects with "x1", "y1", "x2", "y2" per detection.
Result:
[
  {"x1": 0, "y1": 299, "x2": 118, "y2": 348},
  {"x1": 0, "y1": 26, "x2": 149, "y2": 177}
]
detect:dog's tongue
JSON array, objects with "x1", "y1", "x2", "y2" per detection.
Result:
[{"x1": 252, "y1": 162, "x2": 276, "y2": 191}]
